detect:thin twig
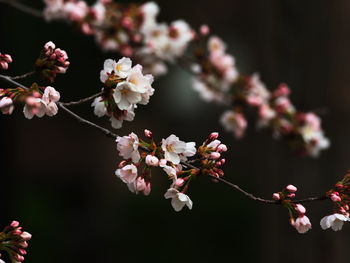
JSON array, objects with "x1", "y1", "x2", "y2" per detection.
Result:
[
  {"x1": 0, "y1": 0, "x2": 43, "y2": 18},
  {"x1": 60, "y1": 92, "x2": 103, "y2": 106},
  {"x1": 0, "y1": 74, "x2": 29, "y2": 90},
  {"x1": 57, "y1": 103, "x2": 117, "y2": 139},
  {"x1": 10, "y1": 71, "x2": 35, "y2": 80}
]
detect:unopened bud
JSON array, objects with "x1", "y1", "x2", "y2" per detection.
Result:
[
  {"x1": 286, "y1": 193, "x2": 296, "y2": 199},
  {"x1": 210, "y1": 152, "x2": 221, "y2": 160},
  {"x1": 175, "y1": 178, "x2": 185, "y2": 187},
  {"x1": 144, "y1": 129, "x2": 153, "y2": 138},
  {"x1": 20, "y1": 232, "x2": 32, "y2": 241},
  {"x1": 217, "y1": 144, "x2": 227, "y2": 152},
  {"x1": 330, "y1": 193, "x2": 342, "y2": 202},
  {"x1": 209, "y1": 132, "x2": 219, "y2": 141},
  {"x1": 199, "y1": 24, "x2": 210, "y2": 36},
  {"x1": 118, "y1": 160, "x2": 128, "y2": 168},
  {"x1": 294, "y1": 204, "x2": 306, "y2": 214},
  {"x1": 285, "y1": 184, "x2": 297, "y2": 193},
  {"x1": 10, "y1": 221, "x2": 20, "y2": 228},
  {"x1": 272, "y1": 193, "x2": 280, "y2": 200}
]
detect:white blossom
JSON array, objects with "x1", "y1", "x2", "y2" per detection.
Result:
[
  {"x1": 161, "y1": 134, "x2": 186, "y2": 164},
  {"x1": 320, "y1": 213, "x2": 349, "y2": 231},
  {"x1": 164, "y1": 188, "x2": 193, "y2": 212},
  {"x1": 116, "y1": 132, "x2": 140, "y2": 163},
  {"x1": 91, "y1": 96, "x2": 107, "y2": 117},
  {"x1": 115, "y1": 164, "x2": 138, "y2": 184}
]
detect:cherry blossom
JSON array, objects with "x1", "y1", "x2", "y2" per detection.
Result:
[
  {"x1": 116, "y1": 132, "x2": 140, "y2": 163},
  {"x1": 164, "y1": 188, "x2": 193, "y2": 212},
  {"x1": 320, "y1": 213, "x2": 349, "y2": 231}
]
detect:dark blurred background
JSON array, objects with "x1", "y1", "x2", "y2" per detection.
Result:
[{"x1": 1, "y1": 0, "x2": 350, "y2": 262}]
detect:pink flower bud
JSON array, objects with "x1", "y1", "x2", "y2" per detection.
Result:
[
  {"x1": 210, "y1": 152, "x2": 221, "y2": 160},
  {"x1": 44, "y1": 41, "x2": 56, "y2": 50},
  {"x1": 272, "y1": 193, "x2": 280, "y2": 200},
  {"x1": 118, "y1": 160, "x2": 128, "y2": 168},
  {"x1": 14, "y1": 254, "x2": 24, "y2": 262},
  {"x1": 10, "y1": 221, "x2": 20, "y2": 228},
  {"x1": 209, "y1": 132, "x2": 219, "y2": 140},
  {"x1": 217, "y1": 144, "x2": 227, "y2": 152},
  {"x1": 199, "y1": 24, "x2": 210, "y2": 36},
  {"x1": 144, "y1": 129, "x2": 153, "y2": 138},
  {"x1": 143, "y1": 183, "x2": 151, "y2": 196},
  {"x1": 340, "y1": 207, "x2": 347, "y2": 214},
  {"x1": 286, "y1": 193, "x2": 295, "y2": 199},
  {"x1": 285, "y1": 184, "x2": 297, "y2": 193},
  {"x1": 344, "y1": 205, "x2": 349, "y2": 211},
  {"x1": 18, "y1": 242, "x2": 28, "y2": 248},
  {"x1": 330, "y1": 193, "x2": 342, "y2": 202},
  {"x1": 3, "y1": 54, "x2": 12, "y2": 63},
  {"x1": 20, "y1": 232, "x2": 32, "y2": 241},
  {"x1": 19, "y1": 249, "x2": 27, "y2": 255},
  {"x1": 175, "y1": 178, "x2": 185, "y2": 187},
  {"x1": 294, "y1": 204, "x2": 306, "y2": 214},
  {"x1": 0, "y1": 61, "x2": 8, "y2": 70}
]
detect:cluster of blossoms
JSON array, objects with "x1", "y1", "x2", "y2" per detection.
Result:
[
  {"x1": 115, "y1": 130, "x2": 227, "y2": 211},
  {"x1": 92, "y1": 57, "x2": 154, "y2": 129},
  {"x1": 272, "y1": 185, "x2": 312, "y2": 234},
  {"x1": 43, "y1": 1, "x2": 194, "y2": 76},
  {"x1": 0, "y1": 221, "x2": 31, "y2": 263},
  {"x1": 0, "y1": 83, "x2": 60, "y2": 119},
  {"x1": 42, "y1": 0, "x2": 330, "y2": 157},
  {"x1": 320, "y1": 172, "x2": 350, "y2": 231},
  {"x1": 0, "y1": 53, "x2": 12, "y2": 70},
  {"x1": 35, "y1": 41, "x2": 70, "y2": 83}
]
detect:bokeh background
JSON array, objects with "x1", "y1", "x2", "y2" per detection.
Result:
[{"x1": 1, "y1": 0, "x2": 350, "y2": 262}]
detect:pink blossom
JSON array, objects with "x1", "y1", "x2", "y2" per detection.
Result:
[{"x1": 116, "y1": 132, "x2": 140, "y2": 163}]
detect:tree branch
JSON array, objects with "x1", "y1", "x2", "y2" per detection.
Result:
[
  {"x1": 0, "y1": 73, "x2": 327, "y2": 206},
  {"x1": 10, "y1": 71, "x2": 35, "y2": 80},
  {"x1": 0, "y1": 0, "x2": 43, "y2": 18},
  {"x1": 60, "y1": 92, "x2": 103, "y2": 106}
]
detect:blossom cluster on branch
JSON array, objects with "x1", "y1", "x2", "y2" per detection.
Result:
[
  {"x1": 41, "y1": 0, "x2": 330, "y2": 157},
  {"x1": 115, "y1": 131, "x2": 227, "y2": 211},
  {"x1": 0, "y1": 221, "x2": 32, "y2": 263}
]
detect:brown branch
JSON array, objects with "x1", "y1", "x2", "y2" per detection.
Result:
[
  {"x1": 0, "y1": 0, "x2": 43, "y2": 18},
  {"x1": 60, "y1": 92, "x2": 103, "y2": 106},
  {"x1": 0, "y1": 73, "x2": 327, "y2": 206},
  {"x1": 0, "y1": 74, "x2": 29, "y2": 90},
  {"x1": 57, "y1": 102, "x2": 117, "y2": 139},
  {"x1": 10, "y1": 71, "x2": 35, "y2": 80}
]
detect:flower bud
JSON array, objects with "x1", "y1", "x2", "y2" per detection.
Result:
[
  {"x1": 118, "y1": 160, "x2": 128, "y2": 168},
  {"x1": 144, "y1": 129, "x2": 153, "y2": 138},
  {"x1": 175, "y1": 178, "x2": 185, "y2": 187},
  {"x1": 285, "y1": 184, "x2": 297, "y2": 193},
  {"x1": 286, "y1": 193, "x2": 295, "y2": 199},
  {"x1": 20, "y1": 232, "x2": 32, "y2": 241},
  {"x1": 272, "y1": 193, "x2": 280, "y2": 200},
  {"x1": 10, "y1": 221, "x2": 20, "y2": 228},
  {"x1": 200, "y1": 24, "x2": 210, "y2": 36},
  {"x1": 210, "y1": 152, "x2": 221, "y2": 160},
  {"x1": 294, "y1": 204, "x2": 306, "y2": 214},
  {"x1": 209, "y1": 132, "x2": 219, "y2": 141},
  {"x1": 330, "y1": 193, "x2": 342, "y2": 202},
  {"x1": 217, "y1": 144, "x2": 228, "y2": 152}
]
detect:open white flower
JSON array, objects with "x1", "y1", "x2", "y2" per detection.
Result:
[
  {"x1": 110, "y1": 108, "x2": 135, "y2": 129},
  {"x1": 91, "y1": 96, "x2": 107, "y2": 117},
  {"x1": 41, "y1": 86, "x2": 60, "y2": 116},
  {"x1": 292, "y1": 215, "x2": 312, "y2": 234},
  {"x1": 164, "y1": 188, "x2": 193, "y2": 212},
  {"x1": 180, "y1": 142, "x2": 196, "y2": 161},
  {"x1": 115, "y1": 164, "x2": 138, "y2": 184},
  {"x1": 113, "y1": 82, "x2": 143, "y2": 110},
  {"x1": 100, "y1": 57, "x2": 132, "y2": 83},
  {"x1": 320, "y1": 213, "x2": 349, "y2": 231},
  {"x1": 161, "y1": 134, "x2": 186, "y2": 164},
  {"x1": 116, "y1": 132, "x2": 140, "y2": 163}
]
